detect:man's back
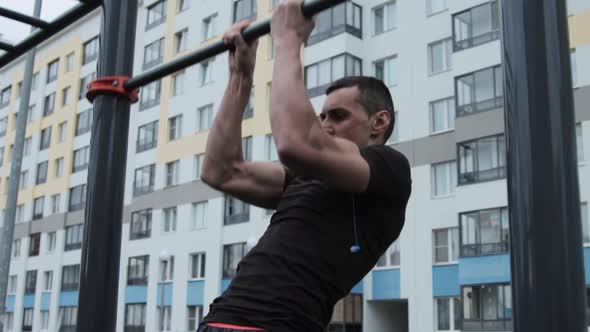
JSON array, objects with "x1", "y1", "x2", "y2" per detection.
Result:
[{"x1": 202, "y1": 145, "x2": 412, "y2": 331}]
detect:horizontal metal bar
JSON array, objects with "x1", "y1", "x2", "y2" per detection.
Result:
[
  {"x1": 0, "y1": 6, "x2": 51, "y2": 29},
  {"x1": 0, "y1": 1, "x2": 101, "y2": 69},
  {"x1": 125, "y1": 0, "x2": 347, "y2": 90},
  {"x1": 0, "y1": 41, "x2": 14, "y2": 52}
]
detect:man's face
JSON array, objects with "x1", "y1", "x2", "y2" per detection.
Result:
[{"x1": 320, "y1": 86, "x2": 372, "y2": 147}]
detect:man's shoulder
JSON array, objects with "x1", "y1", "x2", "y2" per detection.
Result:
[{"x1": 360, "y1": 144, "x2": 411, "y2": 171}]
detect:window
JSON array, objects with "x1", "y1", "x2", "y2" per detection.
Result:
[
  {"x1": 23, "y1": 137, "x2": 31, "y2": 156},
  {"x1": 376, "y1": 240, "x2": 400, "y2": 267},
  {"x1": 430, "y1": 97, "x2": 455, "y2": 133},
  {"x1": 162, "y1": 207, "x2": 177, "y2": 233},
  {"x1": 36, "y1": 161, "x2": 48, "y2": 184},
  {"x1": 62, "y1": 86, "x2": 71, "y2": 106},
  {"x1": 435, "y1": 297, "x2": 461, "y2": 331},
  {"x1": 41, "y1": 310, "x2": 50, "y2": 329},
  {"x1": 453, "y1": 1, "x2": 500, "y2": 51},
  {"x1": 8, "y1": 275, "x2": 17, "y2": 294},
  {"x1": 72, "y1": 146, "x2": 90, "y2": 172},
  {"x1": 308, "y1": 2, "x2": 362, "y2": 46},
  {"x1": 58, "y1": 121, "x2": 67, "y2": 142},
  {"x1": 374, "y1": 55, "x2": 398, "y2": 86},
  {"x1": 305, "y1": 54, "x2": 362, "y2": 97},
  {"x1": 576, "y1": 123, "x2": 584, "y2": 163},
  {"x1": 76, "y1": 109, "x2": 92, "y2": 136},
  {"x1": 28, "y1": 104, "x2": 36, "y2": 123},
  {"x1": 200, "y1": 59, "x2": 214, "y2": 85},
  {"x1": 433, "y1": 228, "x2": 459, "y2": 264},
  {"x1": 172, "y1": 71, "x2": 185, "y2": 96},
  {"x1": 16, "y1": 205, "x2": 24, "y2": 224},
  {"x1": 177, "y1": 0, "x2": 190, "y2": 12},
  {"x1": 40, "y1": 126, "x2": 52, "y2": 150},
  {"x1": 202, "y1": 14, "x2": 218, "y2": 41},
  {"x1": 373, "y1": 1, "x2": 396, "y2": 35},
  {"x1": 47, "y1": 59, "x2": 59, "y2": 83},
  {"x1": 66, "y1": 52, "x2": 75, "y2": 72},
  {"x1": 128, "y1": 255, "x2": 149, "y2": 285},
  {"x1": 54, "y1": 158, "x2": 64, "y2": 178},
  {"x1": 191, "y1": 201, "x2": 207, "y2": 229},
  {"x1": 428, "y1": 0, "x2": 447, "y2": 15},
  {"x1": 194, "y1": 154, "x2": 204, "y2": 180},
  {"x1": 125, "y1": 303, "x2": 146, "y2": 332},
  {"x1": 429, "y1": 38, "x2": 453, "y2": 74},
  {"x1": 0, "y1": 147, "x2": 4, "y2": 165},
  {"x1": 265, "y1": 134, "x2": 278, "y2": 161},
  {"x1": 137, "y1": 121, "x2": 158, "y2": 152},
  {"x1": 168, "y1": 115, "x2": 183, "y2": 140},
  {"x1": 233, "y1": 0, "x2": 257, "y2": 22},
  {"x1": 158, "y1": 306, "x2": 172, "y2": 331},
  {"x1": 580, "y1": 202, "x2": 588, "y2": 244},
  {"x1": 139, "y1": 80, "x2": 161, "y2": 110},
  {"x1": 571, "y1": 49, "x2": 577, "y2": 87},
  {"x1": 187, "y1": 305, "x2": 203, "y2": 331},
  {"x1": 458, "y1": 134, "x2": 506, "y2": 184},
  {"x1": 32, "y1": 72, "x2": 39, "y2": 90},
  {"x1": 16, "y1": 81, "x2": 22, "y2": 98},
  {"x1": 49, "y1": 194, "x2": 61, "y2": 215},
  {"x1": 223, "y1": 242, "x2": 246, "y2": 278},
  {"x1": 165, "y1": 160, "x2": 180, "y2": 186},
  {"x1": 190, "y1": 252, "x2": 206, "y2": 279},
  {"x1": 19, "y1": 170, "x2": 28, "y2": 190},
  {"x1": 328, "y1": 293, "x2": 363, "y2": 331},
  {"x1": 134, "y1": 164, "x2": 155, "y2": 196},
  {"x1": 25, "y1": 270, "x2": 37, "y2": 294},
  {"x1": 61, "y1": 264, "x2": 80, "y2": 291},
  {"x1": 224, "y1": 196, "x2": 250, "y2": 225},
  {"x1": 174, "y1": 28, "x2": 188, "y2": 54},
  {"x1": 242, "y1": 136, "x2": 252, "y2": 161},
  {"x1": 0, "y1": 86, "x2": 10, "y2": 108},
  {"x1": 59, "y1": 306, "x2": 78, "y2": 331},
  {"x1": 159, "y1": 255, "x2": 175, "y2": 281},
  {"x1": 82, "y1": 36, "x2": 99, "y2": 64},
  {"x1": 46, "y1": 232, "x2": 56, "y2": 253},
  {"x1": 244, "y1": 88, "x2": 254, "y2": 119},
  {"x1": 432, "y1": 161, "x2": 457, "y2": 197},
  {"x1": 68, "y1": 184, "x2": 87, "y2": 211},
  {"x1": 143, "y1": 38, "x2": 165, "y2": 69},
  {"x1": 29, "y1": 233, "x2": 41, "y2": 256},
  {"x1": 0, "y1": 117, "x2": 6, "y2": 137},
  {"x1": 146, "y1": 0, "x2": 166, "y2": 29},
  {"x1": 22, "y1": 308, "x2": 33, "y2": 331},
  {"x1": 456, "y1": 65, "x2": 503, "y2": 116},
  {"x1": 130, "y1": 209, "x2": 152, "y2": 240},
  {"x1": 460, "y1": 207, "x2": 509, "y2": 257},
  {"x1": 65, "y1": 224, "x2": 83, "y2": 251},
  {"x1": 12, "y1": 239, "x2": 21, "y2": 258},
  {"x1": 196, "y1": 104, "x2": 213, "y2": 132},
  {"x1": 79, "y1": 72, "x2": 96, "y2": 99},
  {"x1": 462, "y1": 284, "x2": 511, "y2": 330},
  {"x1": 3, "y1": 312, "x2": 13, "y2": 331},
  {"x1": 43, "y1": 271, "x2": 53, "y2": 291},
  {"x1": 33, "y1": 197, "x2": 44, "y2": 220},
  {"x1": 43, "y1": 92, "x2": 55, "y2": 116}
]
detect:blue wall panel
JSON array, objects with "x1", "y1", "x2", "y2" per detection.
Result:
[
  {"x1": 5, "y1": 295, "x2": 15, "y2": 312},
  {"x1": 372, "y1": 268, "x2": 400, "y2": 300},
  {"x1": 350, "y1": 280, "x2": 363, "y2": 294},
  {"x1": 23, "y1": 295, "x2": 35, "y2": 308},
  {"x1": 156, "y1": 282, "x2": 173, "y2": 306},
  {"x1": 221, "y1": 279, "x2": 231, "y2": 293},
  {"x1": 459, "y1": 254, "x2": 511, "y2": 285},
  {"x1": 41, "y1": 292, "x2": 51, "y2": 310},
  {"x1": 59, "y1": 291, "x2": 78, "y2": 306},
  {"x1": 187, "y1": 280, "x2": 205, "y2": 306},
  {"x1": 125, "y1": 286, "x2": 148, "y2": 304},
  {"x1": 584, "y1": 248, "x2": 590, "y2": 285},
  {"x1": 433, "y1": 264, "x2": 460, "y2": 297}
]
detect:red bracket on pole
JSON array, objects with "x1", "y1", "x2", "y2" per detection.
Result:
[{"x1": 86, "y1": 76, "x2": 139, "y2": 103}]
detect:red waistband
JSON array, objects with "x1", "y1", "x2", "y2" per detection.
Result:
[{"x1": 207, "y1": 322, "x2": 265, "y2": 331}]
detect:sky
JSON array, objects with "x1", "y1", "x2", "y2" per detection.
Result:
[{"x1": 0, "y1": 0, "x2": 79, "y2": 43}]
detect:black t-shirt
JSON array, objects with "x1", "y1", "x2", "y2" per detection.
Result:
[{"x1": 202, "y1": 145, "x2": 412, "y2": 331}]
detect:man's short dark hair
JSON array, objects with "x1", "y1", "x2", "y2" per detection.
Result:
[{"x1": 325, "y1": 76, "x2": 395, "y2": 144}]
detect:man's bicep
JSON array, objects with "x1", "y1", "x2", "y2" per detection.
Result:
[{"x1": 216, "y1": 161, "x2": 286, "y2": 209}]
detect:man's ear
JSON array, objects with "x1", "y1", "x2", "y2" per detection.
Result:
[{"x1": 370, "y1": 110, "x2": 391, "y2": 138}]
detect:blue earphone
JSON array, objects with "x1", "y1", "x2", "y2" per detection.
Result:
[{"x1": 350, "y1": 195, "x2": 361, "y2": 253}]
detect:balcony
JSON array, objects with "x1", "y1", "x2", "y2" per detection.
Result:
[{"x1": 462, "y1": 319, "x2": 511, "y2": 331}]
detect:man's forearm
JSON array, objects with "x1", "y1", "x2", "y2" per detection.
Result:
[{"x1": 201, "y1": 73, "x2": 253, "y2": 185}]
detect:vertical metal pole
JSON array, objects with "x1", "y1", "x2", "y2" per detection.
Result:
[
  {"x1": 75, "y1": 1, "x2": 137, "y2": 332},
  {"x1": 0, "y1": 1, "x2": 42, "y2": 332},
  {"x1": 502, "y1": 0, "x2": 587, "y2": 331}
]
